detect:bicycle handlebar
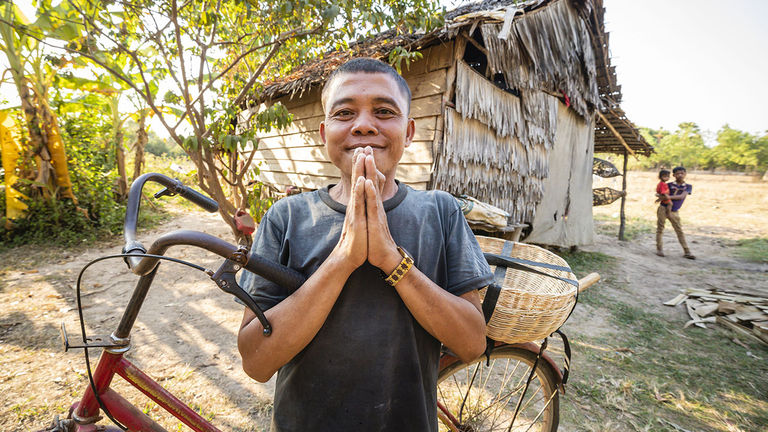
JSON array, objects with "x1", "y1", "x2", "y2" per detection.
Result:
[
  {"x1": 175, "y1": 185, "x2": 219, "y2": 213},
  {"x1": 124, "y1": 173, "x2": 218, "y2": 252},
  {"x1": 122, "y1": 173, "x2": 306, "y2": 290}
]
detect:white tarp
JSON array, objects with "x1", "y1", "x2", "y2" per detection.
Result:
[{"x1": 525, "y1": 103, "x2": 594, "y2": 246}]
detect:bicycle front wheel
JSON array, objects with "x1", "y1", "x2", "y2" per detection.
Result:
[{"x1": 437, "y1": 346, "x2": 560, "y2": 432}]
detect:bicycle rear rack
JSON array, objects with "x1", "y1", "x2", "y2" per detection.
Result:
[{"x1": 60, "y1": 323, "x2": 130, "y2": 352}]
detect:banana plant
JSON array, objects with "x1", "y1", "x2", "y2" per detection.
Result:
[
  {"x1": 28, "y1": 0, "x2": 444, "y2": 242},
  {"x1": 0, "y1": 1, "x2": 77, "y2": 202}
]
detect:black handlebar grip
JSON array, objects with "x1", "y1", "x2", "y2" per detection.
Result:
[
  {"x1": 245, "y1": 254, "x2": 306, "y2": 291},
  {"x1": 178, "y1": 186, "x2": 219, "y2": 213}
]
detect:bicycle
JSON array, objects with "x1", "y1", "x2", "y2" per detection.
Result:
[
  {"x1": 436, "y1": 271, "x2": 599, "y2": 432},
  {"x1": 37, "y1": 172, "x2": 597, "y2": 432}
]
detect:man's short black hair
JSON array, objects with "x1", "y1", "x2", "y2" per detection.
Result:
[
  {"x1": 659, "y1": 169, "x2": 670, "y2": 179},
  {"x1": 672, "y1": 166, "x2": 686, "y2": 174},
  {"x1": 321, "y1": 57, "x2": 412, "y2": 113}
]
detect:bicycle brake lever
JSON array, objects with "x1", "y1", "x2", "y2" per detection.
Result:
[
  {"x1": 154, "y1": 187, "x2": 175, "y2": 199},
  {"x1": 211, "y1": 257, "x2": 273, "y2": 336}
]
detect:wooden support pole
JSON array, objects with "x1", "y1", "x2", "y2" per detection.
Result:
[{"x1": 618, "y1": 150, "x2": 628, "y2": 241}]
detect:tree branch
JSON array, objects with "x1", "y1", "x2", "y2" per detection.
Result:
[{"x1": 170, "y1": 0, "x2": 202, "y2": 135}]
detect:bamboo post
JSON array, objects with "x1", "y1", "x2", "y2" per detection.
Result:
[{"x1": 618, "y1": 150, "x2": 628, "y2": 241}]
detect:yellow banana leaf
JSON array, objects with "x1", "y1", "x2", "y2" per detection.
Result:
[
  {"x1": 46, "y1": 111, "x2": 77, "y2": 202},
  {"x1": 0, "y1": 111, "x2": 29, "y2": 221}
]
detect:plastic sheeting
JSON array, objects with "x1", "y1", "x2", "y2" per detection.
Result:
[{"x1": 525, "y1": 103, "x2": 594, "y2": 246}]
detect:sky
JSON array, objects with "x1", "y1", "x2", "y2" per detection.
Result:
[
  {"x1": 2, "y1": 0, "x2": 767, "y2": 142},
  {"x1": 602, "y1": 0, "x2": 768, "y2": 139}
]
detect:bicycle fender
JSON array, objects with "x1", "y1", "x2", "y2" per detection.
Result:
[{"x1": 507, "y1": 341, "x2": 565, "y2": 392}]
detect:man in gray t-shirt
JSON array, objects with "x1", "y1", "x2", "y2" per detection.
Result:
[{"x1": 237, "y1": 58, "x2": 493, "y2": 432}]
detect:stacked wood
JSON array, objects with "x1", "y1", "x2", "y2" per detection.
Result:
[{"x1": 664, "y1": 288, "x2": 768, "y2": 346}]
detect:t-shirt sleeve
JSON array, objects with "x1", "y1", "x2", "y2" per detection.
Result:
[
  {"x1": 237, "y1": 206, "x2": 291, "y2": 311},
  {"x1": 442, "y1": 197, "x2": 494, "y2": 296},
  {"x1": 687, "y1": 184, "x2": 693, "y2": 195}
]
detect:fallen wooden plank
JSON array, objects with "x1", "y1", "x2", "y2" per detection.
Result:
[
  {"x1": 685, "y1": 290, "x2": 766, "y2": 303},
  {"x1": 752, "y1": 327, "x2": 768, "y2": 345},
  {"x1": 733, "y1": 311, "x2": 768, "y2": 322},
  {"x1": 684, "y1": 300, "x2": 706, "y2": 328},
  {"x1": 684, "y1": 316, "x2": 716, "y2": 329},
  {"x1": 733, "y1": 304, "x2": 762, "y2": 313},
  {"x1": 716, "y1": 317, "x2": 768, "y2": 346},
  {"x1": 718, "y1": 301, "x2": 738, "y2": 314},
  {"x1": 692, "y1": 303, "x2": 719, "y2": 317},
  {"x1": 663, "y1": 294, "x2": 687, "y2": 307}
]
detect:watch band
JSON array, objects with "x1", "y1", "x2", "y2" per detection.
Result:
[{"x1": 383, "y1": 246, "x2": 414, "y2": 287}]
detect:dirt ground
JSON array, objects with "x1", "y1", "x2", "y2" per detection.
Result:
[
  {"x1": 591, "y1": 170, "x2": 768, "y2": 303},
  {"x1": 1, "y1": 171, "x2": 766, "y2": 431}
]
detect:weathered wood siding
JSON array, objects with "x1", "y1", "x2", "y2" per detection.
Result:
[{"x1": 246, "y1": 42, "x2": 454, "y2": 192}]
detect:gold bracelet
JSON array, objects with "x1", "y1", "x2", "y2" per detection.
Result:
[{"x1": 383, "y1": 246, "x2": 414, "y2": 287}]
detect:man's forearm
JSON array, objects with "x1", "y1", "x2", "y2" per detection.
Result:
[
  {"x1": 238, "y1": 253, "x2": 356, "y2": 382},
  {"x1": 393, "y1": 268, "x2": 486, "y2": 363}
]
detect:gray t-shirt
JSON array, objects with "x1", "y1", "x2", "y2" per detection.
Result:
[{"x1": 241, "y1": 181, "x2": 493, "y2": 432}]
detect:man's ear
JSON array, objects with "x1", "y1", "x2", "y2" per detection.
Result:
[
  {"x1": 319, "y1": 121, "x2": 327, "y2": 144},
  {"x1": 404, "y1": 118, "x2": 415, "y2": 148}
]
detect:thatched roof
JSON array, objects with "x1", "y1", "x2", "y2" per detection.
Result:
[
  {"x1": 253, "y1": 0, "x2": 559, "y2": 102},
  {"x1": 250, "y1": 0, "x2": 651, "y2": 155},
  {"x1": 595, "y1": 106, "x2": 652, "y2": 156}
]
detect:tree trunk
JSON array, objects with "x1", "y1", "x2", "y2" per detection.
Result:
[
  {"x1": 16, "y1": 79, "x2": 52, "y2": 192},
  {"x1": 115, "y1": 129, "x2": 128, "y2": 200},
  {"x1": 190, "y1": 144, "x2": 247, "y2": 245},
  {"x1": 40, "y1": 99, "x2": 77, "y2": 202},
  {"x1": 132, "y1": 113, "x2": 147, "y2": 181}
]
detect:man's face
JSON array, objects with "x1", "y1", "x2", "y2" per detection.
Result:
[
  {"x1": 673, "y1": 170, "x2": 686, "y2": 182},
  {"x1": 320, "y1": 72, "x2": 415, "y2": 179}
]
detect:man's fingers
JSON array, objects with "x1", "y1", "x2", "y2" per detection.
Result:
[
  {"x1": 377, "y1": 171, "x2": 386, "y2": 194},
  {"x1": 364, "y1": 151, "x2": 386, "y2": 194},
  {"x1": 364, "y1": 178, "x2": 386, "y2": 222},
  {"x1": 355, "y1": 176, "x2": 366, "y2": 216},
  {"x1": 352, "y1": 148, "x2": 364, "y2": 183}
]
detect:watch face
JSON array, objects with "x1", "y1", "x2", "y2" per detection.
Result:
[{"x1": 398, "y1": 246, "x2": 413, "y2": 260}]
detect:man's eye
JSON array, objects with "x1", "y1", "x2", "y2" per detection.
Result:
[
  {"x1": 376, "y1": 108, "x2": 396, "y2": 116},
  {"x1": 333, "y1": 110, "x2": 354, "y2": 118}
]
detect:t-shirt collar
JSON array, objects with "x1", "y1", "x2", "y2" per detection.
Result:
[{"x1": 318, "y1": 180, "x2": 408, "y2": 214}]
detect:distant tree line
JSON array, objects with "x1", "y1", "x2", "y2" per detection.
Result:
[{"x1": 634, "y1": 123, "x2": 768, "y2": 173}]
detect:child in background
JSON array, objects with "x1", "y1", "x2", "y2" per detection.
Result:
[{"x1": 655, "y1": 169, "x2": 672, "y2": 218}]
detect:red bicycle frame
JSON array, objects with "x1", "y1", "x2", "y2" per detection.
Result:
[{"x1": 70, "y1": 348, "x2": 219, "y2": 432}]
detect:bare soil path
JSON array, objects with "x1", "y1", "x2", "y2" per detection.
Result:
[
  {"x1": 1, "y1": 171, "x2": 766, "y2": 431},
  {"x1": 1, "y1": 210, "x2": 274, "y2": 431}
]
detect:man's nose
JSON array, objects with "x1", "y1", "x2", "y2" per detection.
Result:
[{"x1": 351, "y1": 111, "x2": 378, "y2": 135}]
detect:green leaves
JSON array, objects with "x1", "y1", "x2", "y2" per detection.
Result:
[
  {"x1": 321, "y1": 4, "x2": 341, "y2": 22},
  {"x1": 253, "y1": 103, "x2": 292, "y2": 133},
  {"x1": 388, "y1": 46, "x2": 423, "y2": 74},
  {"x1": 637, "y1": 124, "x2": 768, "y2": 171},
  {"x1": 183, "y1": 135, "x2": 200, "y2": 151}
]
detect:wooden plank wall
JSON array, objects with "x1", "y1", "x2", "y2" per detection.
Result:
[{"x1": 248, "y1": 42, "x2": 454, "y2": 192}]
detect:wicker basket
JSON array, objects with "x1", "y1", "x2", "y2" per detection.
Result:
[{"x1": 476, "y1": 236, "x2": 578, "y2": 344}]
